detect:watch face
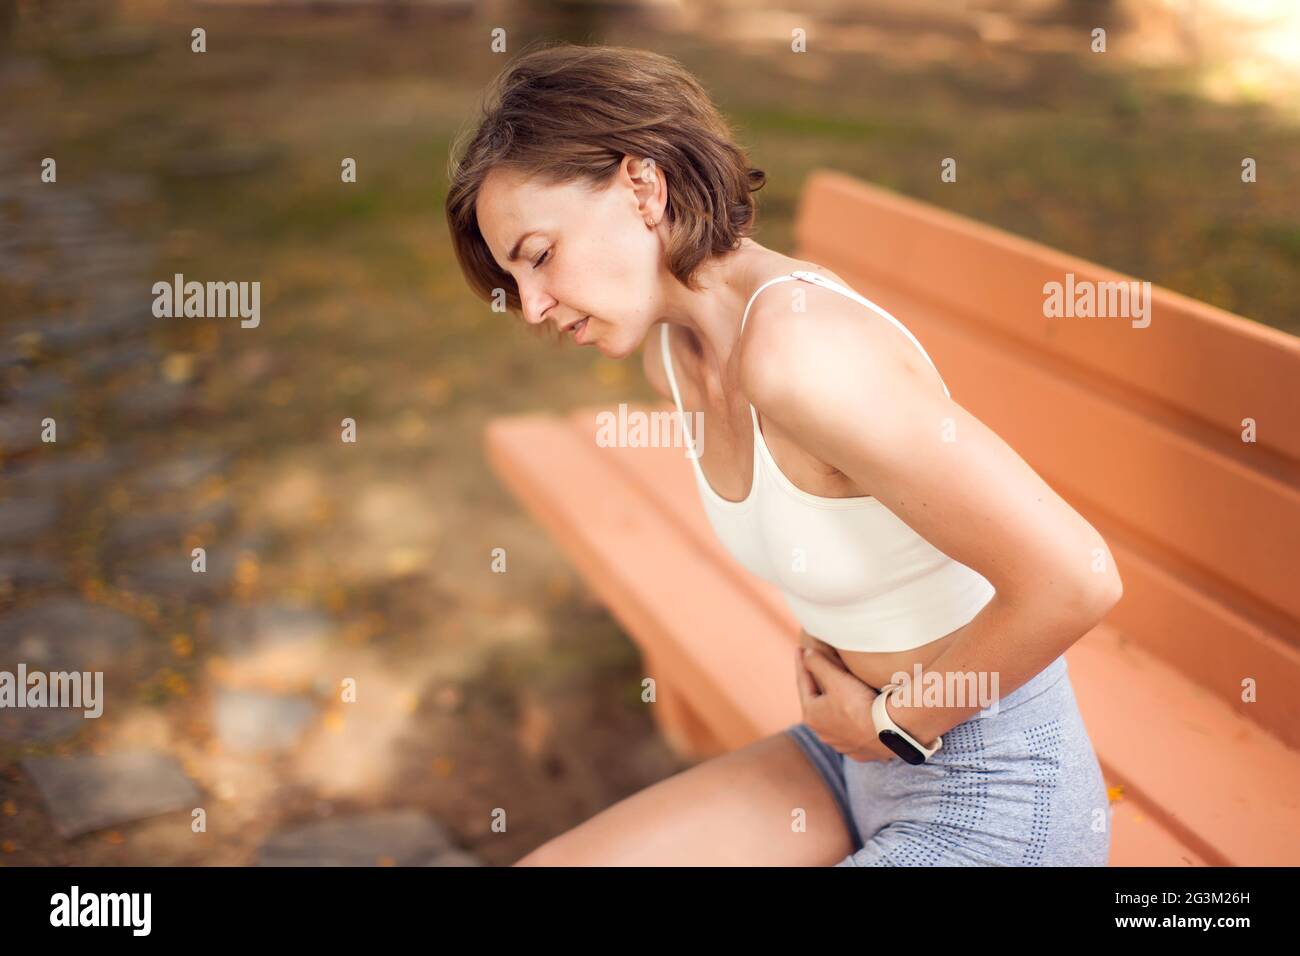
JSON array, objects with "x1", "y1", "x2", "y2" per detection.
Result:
[{"x1": 879, "y1": 730, "x2": 927, "y2": 765}]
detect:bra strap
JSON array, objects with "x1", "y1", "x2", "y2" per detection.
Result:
[
  {"x1": 735, "y1": 275, "x2": 805, "y2": 460},
  {"x1": 788, "y1": 270, "x2": 951, "y2": 398},
  {"x1": 660, "y1": 323, "x2": 698, "y2": 455},
  {"x1": 740, "y1": 274, "x2": 802, "y2": 334}
]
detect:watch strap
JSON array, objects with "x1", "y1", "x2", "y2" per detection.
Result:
[{"x1": 873, "y1": 682, "x2": 943, "y2": 764}]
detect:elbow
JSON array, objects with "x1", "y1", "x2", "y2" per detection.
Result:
[
  {"x1": 1103, "y1": 565, "x2": 1124, "y2": 609},
  {"x1": 1074, "y1": 568, "x2": 1123, "y2": 624}
]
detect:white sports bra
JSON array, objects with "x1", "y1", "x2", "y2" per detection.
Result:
[{"x1": 660, "y1": 269, "x2": 996, "y2": 653}]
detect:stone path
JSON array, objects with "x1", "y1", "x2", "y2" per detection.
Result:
[
  {"x1": 255, "y1": 809, "x2": 480, "y2": 867},
  {"x1": 20, "y1": 751, "x2": 201, "y2": 839},
  {"x1": 213, "y1": 688, "x2": 317, "y2": 754},
  {"x1": 0, "y1": 597, "x2": 148, "y2": 673},
  {"x1": 0, "y1": 116, "x2": 485, "y2": 866}
]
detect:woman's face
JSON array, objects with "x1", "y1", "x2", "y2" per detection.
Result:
[{"x1": 475, "y1": 158, "x2": 663, "y2": 359}]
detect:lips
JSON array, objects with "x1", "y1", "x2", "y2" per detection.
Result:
[{"x1": 570, "y1": 316, "x2": 589, "y2": 343}]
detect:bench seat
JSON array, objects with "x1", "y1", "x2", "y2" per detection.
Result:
[
  {"x1": 483, "y1": 168, "x2": 1300, "y2": 867},
  {"x1": 486, "y1": 407, "x2": 1300, "y2": 866}
]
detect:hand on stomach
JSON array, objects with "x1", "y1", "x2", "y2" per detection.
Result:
[{"x1": 798, "y1": 625, "x2": 966, "y2": 692}]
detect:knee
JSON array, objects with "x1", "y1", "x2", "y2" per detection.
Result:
[
  {"x1": 513, "y1": 830, "x2": 613, "y2": 866},
  {"x1": 512, "y1": 847, "x2": 548, "y2": 866},
  {"x1": 512, "y1": 839, "x2": 568, "y2": 866}
]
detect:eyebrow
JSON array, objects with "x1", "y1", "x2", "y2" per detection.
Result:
[{"x1": 507, "y1": 231, "x2": 539, "y2": 263}]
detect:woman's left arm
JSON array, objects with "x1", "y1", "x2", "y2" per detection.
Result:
[{"x1": 742, "y1": 305, "x2": 1124, "y2": 747}]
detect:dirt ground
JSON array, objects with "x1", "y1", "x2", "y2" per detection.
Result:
[{"x1": 1, "y1": 0, "x2": 1296, "y2": 866}]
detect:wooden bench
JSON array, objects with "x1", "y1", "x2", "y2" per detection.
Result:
[{"x1": 484, "y1": 169, "x2": 1300, "y2": 867}]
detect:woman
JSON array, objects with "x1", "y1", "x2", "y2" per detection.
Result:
[{"x1": 445, "y1": 42, "x2": 1120, "y2": 866}]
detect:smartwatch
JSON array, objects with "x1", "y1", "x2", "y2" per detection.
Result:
[{"x1": 872, "y1": 682, "x2": 943, "y2": 765}]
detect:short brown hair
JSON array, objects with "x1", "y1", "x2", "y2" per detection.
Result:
[{"x1": 445, "y1": 42, "x2": 766, "y2": 317}]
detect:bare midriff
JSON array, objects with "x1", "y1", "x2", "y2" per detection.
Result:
[{"x1": 832, "y1": 622, "x2": 969, "y2": 693}]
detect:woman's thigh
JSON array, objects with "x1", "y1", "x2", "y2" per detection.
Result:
[{"x1": 513, "y1": 730, "x2": 855, "y2": 866}]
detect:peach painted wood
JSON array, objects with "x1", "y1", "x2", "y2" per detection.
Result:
[
  {"x1": 483, "y1": 171, "x2": 1300, "y2": 866},
  {"x1": 486, "y1": 410, "x2": 1300, "y2": 865},
  {"x1": 794, "y1": 172, "x2": 1300, "y2": 751}
]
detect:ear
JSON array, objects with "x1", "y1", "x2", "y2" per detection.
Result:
[{"x1": 622, "y1": 154, "x2": 666, "y2": 227}]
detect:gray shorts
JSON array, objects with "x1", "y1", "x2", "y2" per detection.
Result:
[{"x1": 785, "y1": 654, "x2": 1112, "y2": 866}]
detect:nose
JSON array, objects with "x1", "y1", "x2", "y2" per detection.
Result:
[{"x1": 519, "y1": 278, "x2": 555, "y2": 328}]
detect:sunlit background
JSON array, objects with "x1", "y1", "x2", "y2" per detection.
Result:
[{"x1": 0, "y1": 0, "x2": 1297, "y2": 865}]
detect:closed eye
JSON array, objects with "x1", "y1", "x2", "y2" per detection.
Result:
[{"x1": 532, "y1": 248, "x2": 551, "y2": 270}]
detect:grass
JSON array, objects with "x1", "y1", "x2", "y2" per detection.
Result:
[{"x1": 3, "y1": 1, "x2": 1297, "y2": 864}]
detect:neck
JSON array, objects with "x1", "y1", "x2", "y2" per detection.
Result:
[{"x1": 659, "y1": 238, "x2": 781, "y2": 395}]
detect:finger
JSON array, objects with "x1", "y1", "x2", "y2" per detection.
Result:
[
  {"x1": 810, "y1": 635, "x2": 839, "y2": 658},
  {"x1": 800, "y1": 648, "x2": 832, "y2": 697},
  {"x1": 806, "y1": 645, "x2": 849, "y2": 673},
  {"x1": 802, "y1": 649, "x2": 852, "y2": 694},
  {"x1": 799, "y1": 629, "x2": 837, "y2": 657},
  {"x1": 794, "y1": 648, "x2": 820, "y2": 701}
]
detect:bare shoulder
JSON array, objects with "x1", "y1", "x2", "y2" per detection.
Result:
[
  {"x1": 737, "y1": 269, "x2": 958, "y2": 491},
  {"x1": 739, "y1": 271, "x2": 886, "y2": 403},
  {"x1": 738, "y1": 268, "x2": 945, "y2": 411},
  {"x1": 797, "y1": 263, "x2": 854, "y2": 288}
]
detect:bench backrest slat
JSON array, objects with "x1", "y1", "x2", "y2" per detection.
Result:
[
  {"x1": 793, "y1": 171, "x2": 1300, "y2": 749},
  {"x1": 796, "y1": 170, "x2": 1300, "y2": 466}
]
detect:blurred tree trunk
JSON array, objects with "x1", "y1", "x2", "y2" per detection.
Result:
[
  {"x1": 1061, "y1": 0, "x2": 1116, "y2": 26},
  {"x1": 0, "y1": 0, "x2": 16, "y2": 49}
]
